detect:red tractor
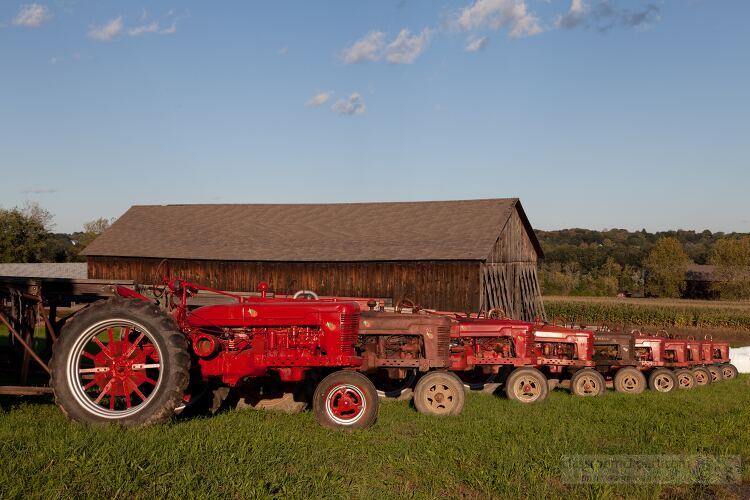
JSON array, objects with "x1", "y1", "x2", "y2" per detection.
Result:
[
  {"x1": 632, "y1": 334, "x2": 679, "y2": 392},
  {"x1": 661, "y1": 339, "x2": 697, "y2": 389},
  {"x1": 707, "y1": 340, "x2": 737, "y2": 381},
  {"x1": 448, "y1": 317, "x2": 547, "y2": 404},
  {"x1": 532, "y1": 325, "x2": 603, "y2": 397},
  {"x1": 685, "y1": 339, "x2": 713, "y2": 386},
  {"x1": 50, "y1": 280, "x2": 379, "y2": 429}
]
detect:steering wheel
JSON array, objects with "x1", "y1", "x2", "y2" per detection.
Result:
[
  {"x1": 486, "y1": 307, "x2": 507, "y2": 320},
  {"x1": 293, "y1": 290, "x2": 319, "y2": 300},
  {"x1": 396, "y1": 298, "x2": 418, "y2": 312}
]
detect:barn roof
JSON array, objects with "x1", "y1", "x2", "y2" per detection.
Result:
[{"x1": 82, "y1": 199, "x2": 542, "y2": 262}]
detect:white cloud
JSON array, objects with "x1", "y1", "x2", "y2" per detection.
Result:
[
  {"x1": 454, "y1": 0, "x2": 542, "y2": 38},
  {"x1": 556, "y1": 0, "x2": 588, "y2": 29},
  {"x1": 89, "y1": 16, "x2": 123, "y2": 41},
  {"x1": 331, "y1": 93, "x2": 366, "y2": 115},
  {"x1": 384, "y1": 28, "x2": 431, "y2": 64},
  {"x1": 341, "y1": 31, "x2": 385, "y2": 64},
  {"x1": 128, "y1": 21, "x2": 176, "y2": 36},
  {"x1": 465, "y1": 35, "x2": 489, "y2": 52},
  {"x1": 13, "y1": 4, "x2": 52, "y2": 27},
  {"x1": 305, "y1": 91, "x2": 332, "y2": 107}
]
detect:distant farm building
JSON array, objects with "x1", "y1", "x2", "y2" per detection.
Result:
[{"x1": 82, "y1": 199, "x2": 545, "y2": 321}]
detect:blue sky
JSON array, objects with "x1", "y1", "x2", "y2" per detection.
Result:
[{"x1": 1, "y1": 1, "x2": 748, "y2": 233}]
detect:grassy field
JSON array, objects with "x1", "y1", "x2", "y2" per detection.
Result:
[{"x1": 1, "y1": 379, "x2": 749, "y2": 499}]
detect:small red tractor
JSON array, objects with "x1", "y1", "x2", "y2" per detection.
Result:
[
  {"x1": 532, "y1": 325, "x2": 603, "y2": 397},
  {"x1": 356, "y1": 306, "x2": 466, "y2": 416},
  {"x1": 592, "y1": 331, "x2": 650, "y2": 394},
  {"x1": 50, "y1": 279, "x2": 379, "y2": 429},
  {"x1": 685, "y1": 339, "x2": 713, "y2": 386},
  {"x1": 631, "y1": 333, "x2": 679, "y2": 392},
  {"x1": 448, "y1": 317, "x2": 547, "y2": 404}
]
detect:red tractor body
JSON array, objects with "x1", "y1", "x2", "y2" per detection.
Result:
[
  {"x1": 51, "y1": 279, "x2": 380, "y2": 429},
  {"x1": 185, "y1": 300, "x2": 362, "y2": 386},
  {"x1": 532, "y1": 326, "x2": 595, "y2": 371},
  {"x1": 449, "y1": 318, "x2": 536, "y2": 371}
]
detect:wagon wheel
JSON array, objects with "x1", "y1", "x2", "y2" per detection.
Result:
[{"x1": 396, "y1": 298, "x2": 419, "y2": 313}]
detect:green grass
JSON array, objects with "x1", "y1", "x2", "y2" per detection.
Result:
[{"x1": 2, "y1": 378, "x2": 750, "y2": 499}]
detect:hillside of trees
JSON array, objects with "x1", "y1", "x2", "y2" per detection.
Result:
[{"x1": 536, "y1": 228, "x2": 750, "y2": 299}]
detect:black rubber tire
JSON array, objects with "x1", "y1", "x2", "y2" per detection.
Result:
[
  {"x1": 50, "y1": 297, "x2": 190, "y2": 426},
  {"x1": 691, "y1": 367, "x2": 711, "y2": 386},
  {"x1": 674, "y1": 369, "x2": 696, "y2": 389},
  {"x1": 413, "y1": 371, "x2": 466, "y2": 416},
  {"x1": 570, "y1": 368, "x2": 606, "y2": 396},
  {"x1": 505, "y1": 367, "x2": 549, "y2": 403},
  {"x1": 648, "y1": 368, "x2": 677, "y2": 393},
  {"x1": 613, "y1": 367, "x2": 647, "y2": 394},
  {"x1": 312, "y1": 371, "x2": 378, "y2": 430},
  {"x1": 721, "y1": 363, "x2": 739, "y2": 380},
  {"x1": 706, "y1": 365, "x2": 722, "y2": 383}
]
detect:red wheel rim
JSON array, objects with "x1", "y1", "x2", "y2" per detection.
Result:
[
  {"x1": 325, "y1": 384, "x2": 366, "y2": 425},
  {"x1": 68, "y1": 319, "x2": 163, "y2": 418}
]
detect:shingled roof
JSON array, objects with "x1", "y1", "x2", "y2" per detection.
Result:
[{"x1": 82, "y1": 199, "x2": 542, "y2": 262}]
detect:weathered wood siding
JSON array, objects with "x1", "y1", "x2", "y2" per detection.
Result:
[
  {"x1": 88, "y1": 257, "x2": 481, "y2": 312},
  {"x1": 479, "y1": 209, "x2": 546, "y2": 321}
]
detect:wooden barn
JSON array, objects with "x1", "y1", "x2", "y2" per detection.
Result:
[{"x1": 82, "y1": 199, "x2": 545, "y2": 320}]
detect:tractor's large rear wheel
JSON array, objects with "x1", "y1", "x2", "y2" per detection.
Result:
[
  {"x1": 413, "y1": 371, "x2": 465, "y2": 416},
  {"x1": 570, "y1": 369, "x2": 606, "y2": 397},
  {"x1": 50, "y1": 298, "x2": 190, "y2": 426},
  {"x1": 313, "y1": 371, "x2": 378, "y2": 430}
]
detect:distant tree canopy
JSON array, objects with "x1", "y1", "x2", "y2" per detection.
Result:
[
  {"x1": 0, "y1": 204, "x2": 50, "y2": 263},
  {"x1": 709, "y1": 236, "x2": 750, "y2": 300},
  {"x1": 643, "y1": 237, "x2": 690, "y2": 298},
  {"x1": 536, "y1": 228, "x2": 748, "y2": 299}
]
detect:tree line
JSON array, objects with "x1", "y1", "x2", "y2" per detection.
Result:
[
  {"x1": 0, "y1": 202, "x2": 111, "y2": 263},
  {"x1": 537, "y1": 228, "x2": 750, "y2": 300}
]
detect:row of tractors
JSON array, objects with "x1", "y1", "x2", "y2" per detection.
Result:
[{"x1": 49, "y1": 279, "x2": 738, "y2": 430}]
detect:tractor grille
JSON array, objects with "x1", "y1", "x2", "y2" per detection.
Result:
[
  {"x1": 437, "y1": 325, "x2": 450, "y2": 359},
  {"x1": 340, "y1": 312, "x2": 360, "y2": 355}
]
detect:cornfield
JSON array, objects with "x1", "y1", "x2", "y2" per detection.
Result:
[{"x1": 544, "y1": 296, "x2": 750, "y2": 330}]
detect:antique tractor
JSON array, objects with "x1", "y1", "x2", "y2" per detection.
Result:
[
  {"x1": 685, "y1": 339, "x2": 713, "y2": 386},
  {"x1": 706, "y1": 340, "x2": 737, "y2": 381},
  {"x1": 632, "y1": 334, "x2": 678, "y2": 392},
  {"x1": 532, "y1": 325, "x2": 603, "y2": 397},
  {"x1": 50, "y1": 280, "x2": 379, "y2": 429},
  {"x1": 661, "y1": 339, "x2": 697, "y2": 389},
  {"x1": 592, "y1": 331, "x2": 649, "y2": 394},
  {"x1": 356, "y1": 307, "x2": 465, "y2": 416},
  {"x1": 448, "y1": 317, "x2": 547, "y2": 404}
]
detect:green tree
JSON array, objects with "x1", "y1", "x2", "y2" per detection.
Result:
[
  {"x1": 643, "y1": 237, "x2": 690, "y2": 298},
  {"x1": 75, "y1": 217, "x2": 115, "y2": 253},
  {"x1": 0, "y1": 206, "x2": 50, "y2": 262},
  {"x1": 709, "y1": 237, "x2": 750, "y2": 299}
]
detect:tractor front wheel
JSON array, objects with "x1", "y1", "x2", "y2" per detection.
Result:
[
  {"x1": 692, "y1": 367, "x2": 711, "y2": 386},
  {"x1": 721, "y1": 364, "x2": 738, "y2": 380},
  {"x1": 648, "y1": 368, "x2": 677, "y2": 393},
  {"x1": 570, "y1": 369, "x2": 606, "y2": 397},
  {"x1": 313, "y1": 371, "x2": 378, "y2": 430},
  {"x1": 505, "y1": 367, "x2": 549, "y2": 403},
  {"x1": 613, "y1": 367, "x2": 646, "y2": 394},
  {"x1": 674, "y1": 369, "x2": 696, "y2": 389},
  {"x1": 706, "y1": 365, "x2": 722, "y2": 383},
  {"x1": 413, "y1": 371, "x2": 465, "y2": 416},
  {"x1": 50, "y1": 298, "x2": 190, "y2": 426}
]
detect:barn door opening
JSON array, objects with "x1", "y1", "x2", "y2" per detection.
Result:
[{"x1": 480, "y1": 263, "x2": 546, "y2": 322}]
